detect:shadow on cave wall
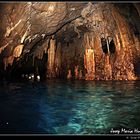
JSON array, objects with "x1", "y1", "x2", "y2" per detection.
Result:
[
  {"x1": 134, "y1": 58, "x2": 140, "y2": 78},
  {"x1": 9, "y1": 53, "x2": 48, "y2": 81}
]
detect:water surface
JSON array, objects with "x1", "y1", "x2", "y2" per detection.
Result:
[{"x1": 0, "y1": 80, "x2": 140, "y2": 134}]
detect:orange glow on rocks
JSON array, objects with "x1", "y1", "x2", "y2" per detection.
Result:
[
  {"x1": 47, "y1": 38, "x2": 56, "y2": 78},
  {"x1": 0, "y1": 3, "x2": 139, "y2": 80},
  {"x1": 84, "y1": 48, "x2": 95, "y2": 80},
  {"x1": 13, "y1": 44, "x2": 24, "y2": 58}
]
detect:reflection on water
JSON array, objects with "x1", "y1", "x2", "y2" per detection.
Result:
[{"x1": 0, "y1": 80, "x2": 140, "y2": 134}]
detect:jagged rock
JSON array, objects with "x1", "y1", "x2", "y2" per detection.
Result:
[{"x1": 0, "y1": 2, "x2": 140, "y2": 80}]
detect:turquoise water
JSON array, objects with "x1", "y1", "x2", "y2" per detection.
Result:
[{"x1": 0, "y1": 80, "x2": 140, "y2": 134}]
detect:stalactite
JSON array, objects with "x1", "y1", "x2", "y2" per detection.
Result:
[
  {"x1": 112, "y1": 8, "x2": 126, "y2": 49},
  {"x1": 0, "y1": 44, "x2": 8, "y2": 54},
  {"x1": 21, "y1": 30, "x2": 28, "y2": 44},
  {"x1": 112, "y1": 7, "x2": 136, "y2": 80},
  {"x1": 13, "y1": 44, "x2": 24, "y2": 58},
  {"x1": 54, "y1": 42, "x2": 61, "y2": 77},
  {"x1": 114, "y1": 33, "x2": 121, "y2": 52},
  {"x1": 94, "y1": 35, "x2": 104, "y2": 80},
  {"x1": 32, "y1": 38, "x2": 50, "y2": 61},
  {"x1": 83, "y1": 33, "x2": 95, "y2": 80},
  {"x1": 84, "y1": 48, "x2": 95, "y2": 80},
  {"x1": 47, "y1": 37, "x2": 56, "y2": 78},
  {"x1": 112, "y1": 7, "x2": 135, "y2": 52},
  {"x1": 3, "y1": 55, "x2": 14, "y2": 70},
  {"x1": 4, "y1": 19, "x2": 22, "y2": 37},
  {"x1": 33, "y1": 49, "x2": 44, "y2": 60},
  {"x1": 103, "y1": 37, "x2": 112, "y2": 80}
]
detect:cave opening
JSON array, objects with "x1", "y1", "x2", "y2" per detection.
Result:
[
  {"x1": 101, "y1": 38, "x2": 108, "y2": 54},
  {"x1": 109, "y1": 39, "x2": 116, "y2": 54},
  {"x1": 101, "y1": 38, "x2": 116, "y2": 54}
]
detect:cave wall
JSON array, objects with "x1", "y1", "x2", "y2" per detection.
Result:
[{"x1": 0, "y1": 2, "x2": 140, "y2": 80}]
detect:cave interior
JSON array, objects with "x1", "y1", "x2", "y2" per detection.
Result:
[{"x1": 0, "y1": 2, "x2": 140, "y2": 81}]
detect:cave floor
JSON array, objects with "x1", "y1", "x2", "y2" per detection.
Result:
[{"x1": 0, "y1": 79, "x2": 140, "y2": 134}]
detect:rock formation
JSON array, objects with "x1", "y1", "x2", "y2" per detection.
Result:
[{"x1": 0, "y1": 2, "x2": 140, "y2": 80}]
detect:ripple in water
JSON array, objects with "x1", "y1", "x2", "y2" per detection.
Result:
[{"x1": 0, "y1": 80, "x2": 140, "y2": 134}]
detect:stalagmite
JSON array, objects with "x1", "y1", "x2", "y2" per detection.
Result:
[
  {"x1": 104, "y1": 55, "x2": 112, "y2": 80},
  {"x1": 79, "y1": 70, "x2": 83, "y2": 79},
  {"x1": 74, "y1": 65, "x2": 79, "y2": 79},
  {"x1": 67, "y1": 69, "x2": 72, "y2": 79}
]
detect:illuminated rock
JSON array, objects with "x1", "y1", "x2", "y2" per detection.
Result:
[
  {"x1": 13, "y1": 44, "x2": 24, "y2": 58},
  {"x1": 0, "y1": 2, "x2": 139, "y2": 80},
  {"x1": 84, "y1": 48, "x2": 95, "y2": 80},
  {"x1": 47, "y1": 37, "x2": 56, "y2": 78}
]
